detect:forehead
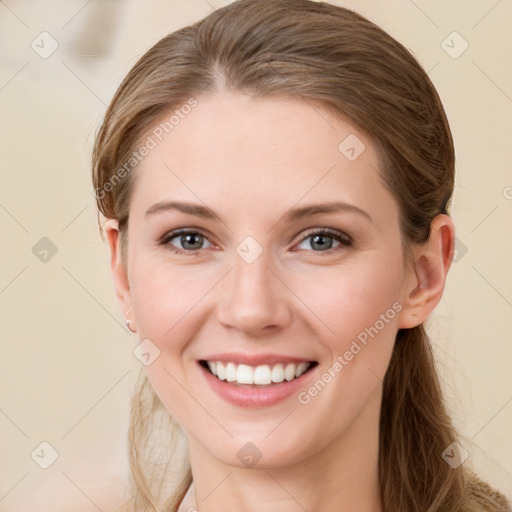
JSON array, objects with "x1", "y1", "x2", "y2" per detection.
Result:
[{"x1": 129, "y1": 90, "x2": 396, "y2": 223}]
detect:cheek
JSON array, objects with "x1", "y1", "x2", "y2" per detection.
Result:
[
  {"x1": 294, "y1": 254, "x2": 403, "y2": 400},
  {"x1": 293, "y1": 253, "x2": 404, "y2": 347},
  {"x1": 128, "y1": 259, "x2": 214, "y2": 424},
  {"x1": 288, "y1": 259, "x2": 403, "y2": 441},
  {"x1": 129, "y1": 255, "x2": 215, "y2": 341}
]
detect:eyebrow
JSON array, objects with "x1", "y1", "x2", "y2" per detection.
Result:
[{"x1": 145, "y1": 200, "x2": 372, "y2": 223}]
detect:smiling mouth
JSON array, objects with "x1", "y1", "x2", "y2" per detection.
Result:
[{"x1": 199, "y1": 360, "x2": 318, "y2": 387}]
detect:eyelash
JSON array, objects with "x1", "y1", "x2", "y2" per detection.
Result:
[{"x1": 158, "y1": 227, "x2": 353, "y2": 256}]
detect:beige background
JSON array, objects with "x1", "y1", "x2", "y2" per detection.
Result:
[{"x1": 1, "y1": 0, "x2": 511, "y2": 510}]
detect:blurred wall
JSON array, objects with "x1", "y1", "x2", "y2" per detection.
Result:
[{"x1": 0, "y1": 0, "x2": 511, "y2": 510}]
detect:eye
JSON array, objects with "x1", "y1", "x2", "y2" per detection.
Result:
[
  {"x1": 295, "y1": 228, "x2": 352, "y2": 254},
  {"x1": 159, "y1": 227, "x2": 352, "y2": 256},
  {"x1": 160, "y1": 229, "x2": 213, "y2": 255}
]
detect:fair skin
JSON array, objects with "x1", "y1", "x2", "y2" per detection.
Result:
[{"x1": 104, "y1": 90, "x2": 454, "y2": 512}]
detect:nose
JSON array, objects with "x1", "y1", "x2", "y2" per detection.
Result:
[{"x1": 216, "y1": 249, "x2": 292, "y2": 336}]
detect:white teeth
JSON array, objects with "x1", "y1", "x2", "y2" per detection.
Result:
[
  {"x1": 237, "y1": 364, "x2": 254, "y2": 384},
  {"x1": 295, "y1": 362, "x2": 308, "y2": 378},
  {"x1": 271, "y1": 363, "x2": 285, "y2": 383},
  {"x1": 225, "y1": 362, "x2": 237, "y2": 382},
  {"x1": 205, "y1": 360, "x2": 312, "y2": 386},
  {"x1": 284, "y1": 363, "x2": 296, "y2": 381},
  {"x1": 254, "y1": 365, "x2": 271, "y2": 385},
  {"x1": 217, "y1": 363, "x2": 226, "y2": 381}
]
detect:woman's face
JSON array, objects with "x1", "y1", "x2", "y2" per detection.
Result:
[{"x1": 115, "y1": 90, "x2": 418, "y2": 468}]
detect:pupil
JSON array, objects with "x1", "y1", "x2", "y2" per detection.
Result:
[
  {"x1": 312, "y1": 234, "x2": 332, "y2": 251},
  {"x1": 183, "y1": 233, "x2": 202, "y2": 249}
]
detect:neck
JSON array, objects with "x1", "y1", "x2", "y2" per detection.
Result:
[{"x1": 181, "y1": 387, "x2": 383, "y2": 512}]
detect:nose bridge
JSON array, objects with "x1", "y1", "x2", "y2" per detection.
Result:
[{"x1": 216, "y1": 242, "x2": 290, "y2": 333}]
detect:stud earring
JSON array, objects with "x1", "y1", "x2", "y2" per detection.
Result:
[{"x1": 125, "y1": 311, "x2": 137, "y2": 333}]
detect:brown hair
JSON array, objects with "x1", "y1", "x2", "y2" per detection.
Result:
[{"x1": 92, "y1": 1, "x2": 511, "y2": 511}]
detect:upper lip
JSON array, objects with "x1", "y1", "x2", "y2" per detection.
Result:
[{"x1": 200, "y1": 352, "x2": 316, "y2": 366}]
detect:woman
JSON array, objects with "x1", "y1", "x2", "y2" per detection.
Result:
[{"x1": 92, "y1": 0, "x2": 511, "y2": 511}]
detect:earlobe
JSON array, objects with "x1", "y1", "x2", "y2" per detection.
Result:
[
  {"x1": 397, "y1": 214, "x2": 455, "y2": 329},
  {"x1": 103, "y1": 218, "x2": 135, "y2": 329}
]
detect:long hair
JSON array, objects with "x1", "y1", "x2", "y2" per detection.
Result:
[{"x1": 91, "y1": 1, "x2": 511, "y2": 510}]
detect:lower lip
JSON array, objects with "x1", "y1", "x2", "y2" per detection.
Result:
[{"x1": 198, "y1": 362, "x2": 317, "y2": 408}]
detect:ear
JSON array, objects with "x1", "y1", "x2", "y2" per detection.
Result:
[
  {"x1": 103, "y1": 218, "x2": 135, "y2": 330},
  {"x1": 398, "y1": 214, "x2": 455, "y2": 329}
]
